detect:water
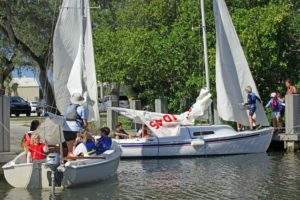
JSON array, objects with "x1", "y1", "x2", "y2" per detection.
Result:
[{"x1": 1, "y1": 152, "x2": 300, "y2": 200}]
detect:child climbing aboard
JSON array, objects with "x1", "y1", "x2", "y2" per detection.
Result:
[
  {"x1": 22, "y1": 120, "x2": 40, "y2": 152},
  {"x1": 27, "y1": 134, "x2": 48, "y2": 163},
  {"x1": 243, "y1": 86, "x2": 262, "y2": 130},
  {"x1": 265, "y1": 92, "x2": 283, "y2": 132}
]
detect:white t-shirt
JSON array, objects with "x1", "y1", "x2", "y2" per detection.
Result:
[
  {"x1": 73, "y1": 143, "x2": 88, "y2": 156},
  {"x1": 63, "y1": 105, "x2": 88, "y2": 132}
]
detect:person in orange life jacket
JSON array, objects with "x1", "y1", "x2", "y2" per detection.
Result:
[
  {"x1": 22, "y1": 120, "x2": 40, "y2": 152},
  {"x1": 95, "y1": 127, "x2": 112, "y2": 155},
  {"x1": 73, "y1": 131, "x2": 96, "y2": 157},
  {"x1": 27, "y1": 134, "x2": 48, "y2": 163},
  {"x1": 63, "y1": 93, "x2": 88, "y2": 157},
  {"x1": 265, "y1": 92, "x2": 284, "y2": 132},
  {"x1": 243, "y1": 86, "x2": 262, "y2": 130}
]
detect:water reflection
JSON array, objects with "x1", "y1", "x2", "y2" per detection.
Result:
[{"x1": 1, "y1": 153, "x2": 300, "y2": 200}]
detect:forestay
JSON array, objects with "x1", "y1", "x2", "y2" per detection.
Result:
[
  {"x1": 111, "y1": 88, "x2": 212, "y2": 137},
  {"x1": 213, "y1": 0, "x2": 269, "y2": 126},
  {"x1": 53, "y1": 0, "x2": 99, "y2": 123}
]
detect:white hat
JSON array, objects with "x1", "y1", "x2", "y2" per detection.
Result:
[
  {"x1": 70, "y1": 93, "x2": 84, "y2": 105},
  {"x1": 270, "y1": 92, "x2": 277, "y2": 98}
]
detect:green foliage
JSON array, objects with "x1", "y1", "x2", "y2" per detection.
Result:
[{"x1": 93, "y1": 0, "x2": 299, "y2": 112}]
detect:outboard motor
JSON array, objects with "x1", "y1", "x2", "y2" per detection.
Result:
[
  {"x1": 46, "y1": 153, "x2": 60, "y2": 171},
  {"x1": 45, "y1": 153, "x2": 60, "y2": 194}
]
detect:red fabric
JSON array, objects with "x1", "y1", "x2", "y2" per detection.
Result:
[
  {"x1": 29, "y1": 143, "x2": 46, "y2": 160},
  {"x1": 23, "y1": 132, "x2": 31, "y2": 150}
]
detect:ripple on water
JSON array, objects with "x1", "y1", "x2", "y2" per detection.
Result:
[{"x1": 1, "y1": 152, "x2": 300, "y2": 200}]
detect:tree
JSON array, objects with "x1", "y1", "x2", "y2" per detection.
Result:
[
  {"x1": 0, "y1": 0, "x2": 60, "y2": 109},
  {"x1": 93, "y1": 0, "x2": 299, "y2": 112}
]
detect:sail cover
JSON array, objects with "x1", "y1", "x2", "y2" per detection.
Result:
[
  {"x1": 53, "y1": 0, "x2": 99, "y2": 123},
  {"x1": 213, "y1": 0, "x2": 269, "y2": 126},
  {"x1": 111, "y1": 88, "x2": 212, "y2": 137}
]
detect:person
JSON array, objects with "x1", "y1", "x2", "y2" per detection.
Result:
[
  {"x1": 136, "y1": 124, "x2": 151, "y2": 138},
  {"x1": 27, "y1": 134, "x2": 48, "y2": 163},
  {"x1": 285, "y1": 79, "x2": 298, "y2": 95},
  {"x1": 22, "y1": 120, "x2": 40, "y2": 152},
  {"x1": 73, "y1": 131, "x2": 96, "y2": 157},
  {"x1": 277, "y1": 92, "x2": 285, "y2": 129},
  {"x1": 115, "y1": 122, "x2": 128, "y2": 139},
  {"x1": 63, "y1": 93, "x2": 88, "y2": 157},
  {"x1": 243, "y1": 86, "x2": 262, "y2": 130},
  {"x1": 95, "y1": 127, "x2": 112, "y2": 155},
  {"x1": 265, "y1": 92, "x2": 282, "y2": 132}
]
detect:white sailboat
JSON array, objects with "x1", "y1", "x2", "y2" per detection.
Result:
[
  {"x1": 113, "y1": 0, "x2": 273, "y2": 158},
  {"x1": 3, "y1": 0, "x2": 121, "y2": 188}
]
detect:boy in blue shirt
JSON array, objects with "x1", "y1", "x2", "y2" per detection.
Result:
[
  {"x1": 243, "y1": 86, "x2": 262, "y2": 130},
  {"x1": 95, "y1": 127, "x2": 112, "y2": 155}
]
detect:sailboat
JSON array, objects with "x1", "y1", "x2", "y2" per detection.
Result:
[
  {"x1": 2, "y1": 0, "x2": 121, "y2": 188},
  {"x1": 112, "y1": 0, "x2": 273, "y2": 158}
]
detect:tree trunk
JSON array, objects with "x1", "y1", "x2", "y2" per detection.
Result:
[{"x1": 39, "y1": 68, "x2": 58, "y2": 114}]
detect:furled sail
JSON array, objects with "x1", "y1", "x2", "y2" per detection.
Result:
[
  {"x1": 213, "y1": 0, "x2": 269, "y2": 126},
  {"x1": 111, "y1": 88, "x2": 212, "y2": 137},
  {"x1": 53, "y1": 0, "x2": 99, "y2": 123}
]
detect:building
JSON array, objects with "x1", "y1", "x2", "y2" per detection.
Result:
[{"x1": 11, "y1": 77, "x2": 40, "y2": 102}]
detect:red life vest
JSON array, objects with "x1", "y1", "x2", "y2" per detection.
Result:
[{"x1": 29, "y1": 143, "x2": 46, "y2": 160}]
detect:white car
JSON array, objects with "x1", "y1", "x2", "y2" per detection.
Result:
[{"x1": 30, "y1": 101, "x2": 39, "y2": 112}]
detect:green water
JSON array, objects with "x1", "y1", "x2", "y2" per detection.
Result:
[{"x1": 1, "y1": 152, "x2": 300, "y2": 200}]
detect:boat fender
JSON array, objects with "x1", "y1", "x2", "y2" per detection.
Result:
[{"x1": 191, "y1": 139, "x2": 205, "y2": 147}]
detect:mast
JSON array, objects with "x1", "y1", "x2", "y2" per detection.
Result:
[
  {"x1": 199, "y1": 0, "x2": 213, "y2": 124},
  {"x1": 200, "y1": 0, "x2": 210, "y2": 91},
  {"x1": 81, "y1": 0, "x2": 87, "y2": 92}
]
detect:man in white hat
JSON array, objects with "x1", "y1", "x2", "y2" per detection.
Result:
[{"x1": 63, "y1": 93, "x2": 88, "y2": 157}]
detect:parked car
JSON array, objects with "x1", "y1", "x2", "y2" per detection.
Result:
[
  {"x1": 29, "y1": 101, "x2": 44, "y2": 116},
  {"x1": 10, "y1": 96, "x2": 31, "y2": 117},
  {"x1": 119, "y1": 95, "x2": 130, "y2": 109},
  {"x1": 98, "y1": 95, "x2": 129, "y2": 112}
]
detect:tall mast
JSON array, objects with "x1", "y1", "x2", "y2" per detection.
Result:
[
  {"x1": 200, "y1": 0, "x2": 210, "y2": 91},
  {"x1": 200, "y1": 0, "x2": 213, "y2": 124}
]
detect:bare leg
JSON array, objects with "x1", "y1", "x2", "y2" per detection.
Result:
[
  {"x1": 27, "y1": 152, "x2": 32, "y2": 163},
  {"x1": 237, "y1": 123, "x2": 241, "y2": 131},
  {"x1": 67, "y1": 140, "x2": 75, "y2": 156},
  {"x1": 248, "y1": 115, "x2": 253, "y2": 130}
]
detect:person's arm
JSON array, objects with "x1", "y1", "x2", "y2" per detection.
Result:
[
  {"x1": 293, "y1": 86, "x2": 298, "y2": 94},
  {"x1": 265, "y1": 100, "x2": 271, "y2": 108},
  {"x1": 27, "y1": 151, "x2": 32, "y2": 163},
  {"x1": 42, "y1": 141, "x2": 49, "y2": 153},
  {"x1": 78, "y1": 107, "x2": 88, "y2": 128},
  {"x1": 256, "y1": 95, "x2": 262, "y2": 103}
]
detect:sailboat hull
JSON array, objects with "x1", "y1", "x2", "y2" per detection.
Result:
[
  {"x1": 115, "y1": 125, "x2": 273, "y2": 158},
  {"x1": 2, "y1": 142, "x2": 121, "y2": 188}
]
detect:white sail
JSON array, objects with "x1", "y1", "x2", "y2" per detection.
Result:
[
  {"x1": 111, "y1": 88, "x2": 212, "y2": 137},
  {"x1": 53, "y1": 0, "x2": 82, "y2": 114},
  {"x1": 213, "y1": 0, "x2": 269, "y2": 126},
  {"x1": 82, "y1": 0, "x2": 100, "y2": 123},
  {"x1": 53, "y1": 0, "x2": 99, "y2": 123}
]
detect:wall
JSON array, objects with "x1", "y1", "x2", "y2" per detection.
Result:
[{"x1": 16, "y1": 86, "x2": 40, "y2": 102}]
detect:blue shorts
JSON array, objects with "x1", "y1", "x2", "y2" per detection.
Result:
[{"x1": 248, "y1": 106, "x2": 256, "y2": 117}]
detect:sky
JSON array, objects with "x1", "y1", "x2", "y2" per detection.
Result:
[{"x1": 11, "y1": 67, "x2": 36, "y2": 78}]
